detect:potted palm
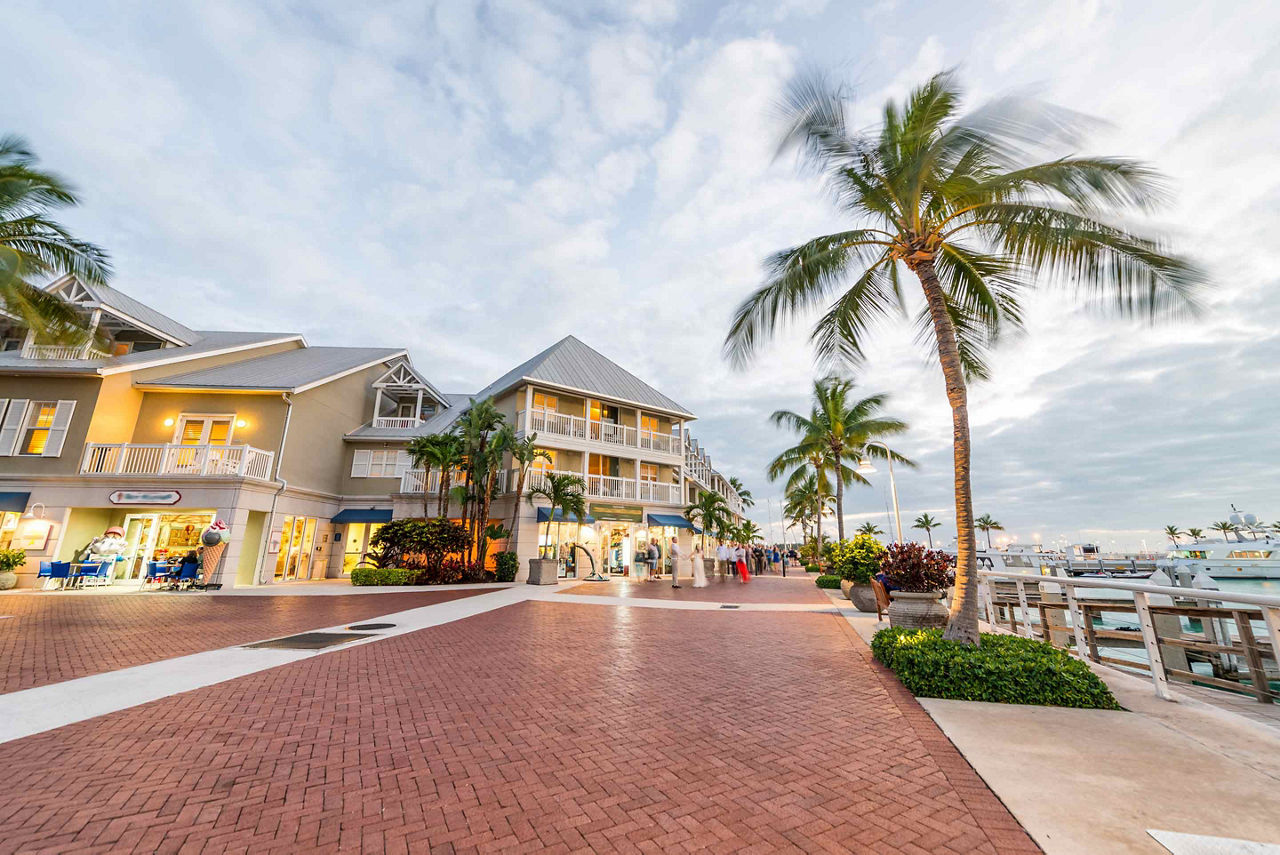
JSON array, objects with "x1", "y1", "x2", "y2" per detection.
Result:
[
  {"x1": 830, "y1": 534, "x2": 884, "y2": 611},
  {"x1": 880, "y1": 542, "x2": 955, "y2": 629},
  {"x1": 0, "y1": 548, "x2": 25, "y2": 590},
  {"x1": 525, "y1": 472, "x2": 586, "y2": 585}
]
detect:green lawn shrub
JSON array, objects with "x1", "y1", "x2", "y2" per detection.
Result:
[
  {"x1": 495, "y1": 552, "x2": 519, "y2": 583},
  {"x1": 871, "y1": 627, "x2": 1121, "y2": 710},
  {"x1": 805, "y1": 563, "x2": 821, "y2": 573},
  {"x1": 350, "y1": 566, "x2": 413, "y2": 586},
  {"x1": 814, "y1": 574, "x2": 842, "y2": 589}
]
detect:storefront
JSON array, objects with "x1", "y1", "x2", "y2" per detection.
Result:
[
  {"x1": 119, "y1": 510, "x2": 217, "y2": 579},
  {"x1": 331, "y1": 508, "x2": 392, "y2": 575}
]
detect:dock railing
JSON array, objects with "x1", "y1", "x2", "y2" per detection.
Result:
[{"x1": 978, "y1": 570, "x2": 1280, "y2": 704}]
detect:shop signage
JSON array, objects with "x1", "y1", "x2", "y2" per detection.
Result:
[
  {"x1": 12, "y1": 519, "x2": 54, "y2": 550},
  {"x1": 109, "y1": 490, "x2": 182, "y2": 505},
  {"x1": 589, "y1": 503, "x2": 643, "y2": 523}
]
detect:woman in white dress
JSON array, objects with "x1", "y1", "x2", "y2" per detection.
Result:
[{"x1": 691, "y1": 544, "x2": 708, "y2": 587}]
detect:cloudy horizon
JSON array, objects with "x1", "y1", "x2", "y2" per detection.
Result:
[{"x1": 6, "y1": 0, "x2": 1279, "y2": 552}]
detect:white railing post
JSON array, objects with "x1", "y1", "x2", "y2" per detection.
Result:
[
  {"x1": 199, "y1": 446, "x2": 211, "y2": 475},
  {"x1": 979, "y1": 575, "x2": 996, "y2": 625},
  {"x1": 1263, "y1": 607, "x2": 1280, "y2": 671},
  {"x1": 237, "y1": 447, "x2": 249, "y2": 476},
  {"x1": 1015, "y1": 578, "x2": 1032, "y2": 638},
  {"x1": 114, "y1": 444, "x2": 127, "y2": 474},
  {"x1": 1063, "y1": 585, "x2": 1089, "y2": 658},
  {"x1": 1132, "y1": 591, "x2": 1174, "y2": 701}
]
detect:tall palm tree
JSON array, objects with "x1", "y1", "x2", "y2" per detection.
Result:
[
  {"x1": 771, "y1": 376, "x2": 911, "y2": 542},
  {"x1": 728, "y1": 476, "x2": 755, "y2": 509},
  {"x1": 0, "y1": 136, "x2": 111, "y2": 341},
  {"x1": 768, "y1": 443, "x2": 834, "y2": 556},
  {"x1": 474, "y1": 425, "x2": 515, "y2": 568},
  {"x1": 724, "y1": 72, "x2": 1203, "y2": 645},
  {"x1": 685, "y1": 489, "x2": 730, "y2": 553},
  {"x1": 912, "y1": 513, "x2": 943, "y2": 548},
  {"x1": 507, "y1": 434, "x2": 551, "y2": 540},
  {"x1": 1186, "y1": 527, "x2": 1204, "y2": 543},
  {"x1": 975, "y1": 514, "x2": 1003, "y2": 550},
  {"x1": 526, "y1": 472, "x2": 587, "y2": 561},
  {"x1": 783, "y1": 474, "x2": 822, "y2": 543},
  {"x1": 405, "y1": 435, "x2": 443, "y2": 518},
  {"x1": 1210, "y1": 521, "x2": 1238, "y2": 543},
  {"x1": 456, "y1": 398, "x2": 505, "y2": 561},
  {"x1": 740, "y1": 520, "x2": 762, "y2": 543},
  {"x1": 1163, "y1": 525, "x2": 1184, "y2": 546},
  {"x1": 856, "y1": 521, "x2": 883, "y2": 537}
]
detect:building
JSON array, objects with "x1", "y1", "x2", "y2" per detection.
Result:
[{"x1": 0, "y1": 278, "x2": 746, "y2": 588}]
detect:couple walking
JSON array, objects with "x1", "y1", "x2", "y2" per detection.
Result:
[
  {"x1": 715, "y1": 542, "x2": 752, "y2": 583},
  {"x1": 636, "y1": 537, "x2": 709, "y2": 588}
]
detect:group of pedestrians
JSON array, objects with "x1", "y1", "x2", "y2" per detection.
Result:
[{"x1": 628, "y1": 537, "x2": 801, "y2": 587}]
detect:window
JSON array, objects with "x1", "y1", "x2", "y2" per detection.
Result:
[
  {"x1": 1227, "y1": 550, "x2": 1272, "y2": 559},
  {"x1": 533, "y1": 392, "x2": 558, "y2": 412},
  {"x1": 639, "y1": 463, "x2": 659, "y2": 482},
  {"x1": 531, "y1": 448, "x2": 556, "y2": 474},
  {"x1": 351, "y1": 449, "x2": 410, "y2": 477},
  {"x1": 591, "y1": 400, "x2": 619, "y2": 423},
  {"x1": 20, "y1": 402, "x2": 58, "y2": 455},
  {"x1": 640, "y1": 414, "x2": 659, "y2": 434},
  {"x1": 176, "y1": 415, "x2": 233, "y2": 446}
]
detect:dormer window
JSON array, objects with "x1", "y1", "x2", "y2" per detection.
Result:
[{"x1": 371, "y1": 359, "x2": 444, "y2": 429}]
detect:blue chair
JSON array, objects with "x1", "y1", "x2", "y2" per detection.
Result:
[
  {"x1": 37, "y1": 561, "x2": 53, "y2": 578},
  {"x1": 81, "y1": 561, "x2": 112, "y2": 586},
  {"x1": 48, "y1": 561, "x2": 71, "y2": 590},
  {"x1": 176, "y1": 560, "x2": 200, "y2": 589},
  {"x1": 143, "y1": 561, "x2": 170, "y2": 589}
]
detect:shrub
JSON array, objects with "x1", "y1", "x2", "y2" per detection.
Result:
[
  {"x1": 495, "y1": 552, "x2": 519, "y2": 583},
  {"x1": 368, "y1": 518, "x2": 469, "y2": 576},
  {"x1": 879, "y1": 542, "x2": 955, "y2": 592},
  {"x1": 0, "y1": 548, "x2": 26, "y2": 574},
  {"x1": 814, "y1": 574, "x2": 842, "y2": 589},
  {"x1": 805, "y1": 563, "x2": 821, "y2": 573},
  {"x1": 828, "y1": 535, "x2": 885, "y2": 584},
  {"x1": 350, "y1": 566, "x2": 413, "y2": 586},
  {"x1": 871, "y1": 627, "x2": 1122, "y2": 710}
]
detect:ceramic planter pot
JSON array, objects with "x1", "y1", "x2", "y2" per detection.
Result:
[
  {"x1": 847, "y1": 583, "x2": 878, "y2": 613},
  {"x1": 0, "y1": 570, "x2": 16, "y2": 591},
  {"x1": 887, "y1": 590, "x2": 948, "y2": 629},
  {"x1": 526, "y1": 558, "x2": 560, "y2": 586}
]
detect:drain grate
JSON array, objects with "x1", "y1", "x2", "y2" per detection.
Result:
[
  {"x1": 348, "y1": 622, "x2": 395, "y2": 630},
  {"x1": 719, "y1": 605, "x2": 740, "y2": 609},
  {"x1": 244, "y1": 632, "x2": 374, "y2": 650}
]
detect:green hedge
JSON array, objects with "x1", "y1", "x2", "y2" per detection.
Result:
[
  {"x1": 814, "y1": 574, "x2": 842, "y2": 589},
  {"x1": 805, "y1": 563, "x2": 821, "y2": 573},
  {"x1": 350, "y1": 566, "x2": 413, "y2": 586},
  {"x1": 871, "y1": 627, "x2": 1121, "y2": 710},
  {"x1": 495, "y1": 552, "x2": 519, "y2": 583}
]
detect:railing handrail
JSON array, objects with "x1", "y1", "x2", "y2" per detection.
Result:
[{"x1": 979, "y1": 569, "x2": 1280, "y2": 609}]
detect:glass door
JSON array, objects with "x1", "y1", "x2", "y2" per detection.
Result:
[
  {"x1": 274, "y1": 516, "x2": 295, "y2": 581},
  {"x1": 122, "y1": 513, "x2": 159, "y2": 580},
  {"x1": 296, "y1": 518, "x2": 317, "y2": 580}
]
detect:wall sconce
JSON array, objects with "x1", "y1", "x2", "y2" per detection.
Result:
[
  {"x1": 21, "y1": 502, "x2": 45, "y2": 521},
  {"x1": 235, "y1": 419, "x2": 247, "y2": 428},
  {"x1": 163, "y1": 418, "x2": 175, "y2": 427}
]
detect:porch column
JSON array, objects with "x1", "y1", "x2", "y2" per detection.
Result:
[
  {"x1": 634, "y1": 457, "x2": 641, "y2": 502},
  {"x1": 372, "y1": 388, "x2": 383, "y2": 423},
  {"x1": 524, "y1": 385, "x2": 533, "y2": 433},
  {"x1": 414, "y1": 388, "x2": 423, "y2": 422}
]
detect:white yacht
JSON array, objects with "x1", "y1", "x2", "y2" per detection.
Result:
[{"x1": 1158, "y1": 510, "x2": 1280, "y2": 580}]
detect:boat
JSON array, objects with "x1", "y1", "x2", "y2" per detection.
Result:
[{"x1": 1158, "y1": 509, "x2": 1280, "y2": 580}]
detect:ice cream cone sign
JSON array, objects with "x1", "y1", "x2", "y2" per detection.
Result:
[{"x1": 200, "y1": 519, "x2": 231, "y2": 584}]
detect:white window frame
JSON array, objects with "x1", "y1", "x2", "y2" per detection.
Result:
[
  {"x1": 173, "y1": 413, "x2": 237, "y2": 446},
  {"x1": 351, "y1": 448, "x2": 409, "y2": 478}
]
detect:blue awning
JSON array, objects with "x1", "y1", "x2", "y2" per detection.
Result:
[
  {"x1": 0, "y1": 492, "x2": 30, "y2": 512},
  {"x1": 537, "y1": 508, "x2": 595, "y2": 524},
  {"x1": 647, "y1": 513, "x2": 698, "y2": 531},
  {"x1": 331, "y1": 508, "x2": 393, "y2": 524}
]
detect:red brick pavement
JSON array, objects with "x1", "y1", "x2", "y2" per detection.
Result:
[
  {"x1": 0, "y1": 589, "x2": 488, "y2": 694},
  {"x1": 0, "y1": 599, "x2": 1038, "y2": 853},
  {"x1": 560, "y1": 574, "x2": 830, "y2": 605}
]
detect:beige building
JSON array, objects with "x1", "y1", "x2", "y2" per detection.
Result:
[{"x1": 0, "y1": 278, "x2": 746, "y2": 587}]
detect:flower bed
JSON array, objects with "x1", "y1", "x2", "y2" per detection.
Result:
[{"x1": 871, "y1": 627, "x2": 1121, "y2": 710}]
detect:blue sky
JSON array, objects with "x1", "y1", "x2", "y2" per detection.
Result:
[{"x1": 6, "y1": 0, "x2": 1280, "y2": 550}]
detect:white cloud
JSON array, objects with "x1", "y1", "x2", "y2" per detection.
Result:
[{"x1": 587, "y1": 32, "x2": 668, "y2": 132}]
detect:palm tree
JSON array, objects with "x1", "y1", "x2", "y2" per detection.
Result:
[
  {"x1": 724, "y1": 72, "x2": 1203, "y2": 645},
  {"x1": 1210, "y1": 521, "x2": 1238, "y2": 543},
  {"x1": 1186, "y1": 527, "x2": 1204, "y2": 543},
  {"x1": 856, "y1": 521, "x2": 883, "y2": 537},
  {"x1": 768, "y1": 443, "x2": 834, "y2": 556},
  {"x1": 686, "y1": 489, "x2": 730, "y2": 553},
  {"x1": 456, "y1": 398, "x2": 505, "y2": 561},
  {"x1": 474, "y1": 425, "x2": 514, "y2": 568},
  {"x1": 0, "y1": 136, "x2": 111, "y2": 341},
  {"x1": 771, "y1": 376, "x2": 911, "y2": 542},
  {"x1": 912, "y1": 513, "x2": 943, "y2": 548},
  {"x1": 728, "y1": 476, "x2": 755, "y2": 508},
  {"x1": 507, "y1": 434, "x2": 552, "y2": 540},
  {"x1": 405, "y1": 435, "x2": 443, "y2": 518},
  {"x1": 975, "y1": 514, "x2": 1003, "y2": 550},
  {"x1": 526, "y1": 472, "x2": 587, "y2": 561},
  {"x1": 739, "y1": 520, "x2": 762, "y2": 543},
  {"x1": 1163, "y1": 525, "x2": 1185, "y2": 546},
  {"x1": 783, "y1": 475, "x2": 822, "y2": 543}
]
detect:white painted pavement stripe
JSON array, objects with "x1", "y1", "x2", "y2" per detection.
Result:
[{"x1": 1148, "y1": 829, "x2": 1280, "y2": 854}]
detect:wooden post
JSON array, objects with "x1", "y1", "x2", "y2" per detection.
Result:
[
  {"x1": 1133, "y1": 592, "x2": 1174, "y2": 701},
  {"x1": 1233, "y1": 611, "x2": 1273, "y2": 704}
]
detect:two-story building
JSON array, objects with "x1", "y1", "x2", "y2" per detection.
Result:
[{"x1": 0, "y1": 279, "x2": 746, "y2": 587}]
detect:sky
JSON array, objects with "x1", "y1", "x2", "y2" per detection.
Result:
[{"x1": 5, "y1": 0, "x2": 1280, "y2": 552}]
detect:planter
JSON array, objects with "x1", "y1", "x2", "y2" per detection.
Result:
[
  {"x1": 703, "y1": 558, "x2": 717, "y2": 575},
  {"x1": 839, "y1": 579, "x2": 854, "y2": 599},
  {"x1": 526, "y1": 558, "x2": 561, "y2": 586},
  {"x1": 0, "y1": 570, "x2": 16, "y2": 591},
  {"x1": 847, "y1": 583, "x2": 878, "y2": 613},
  {"x1": 887, "y1": 590, "x2": 948, "y2": 629}
]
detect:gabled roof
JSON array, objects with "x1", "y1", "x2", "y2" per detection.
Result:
[
  {"x1": 471, "y1": 335, "x2": 692, "y2": 417},
  {"x1": 47, "y1": 276, "x2": 198, "y2": 345},
  {"x1": 346, "y1": 393, "x2": 472, "y2": 439},
  {"x1": 0, "y1": 330, "x2": 303, "y2": 375},
  {"x1": 140, "y1": 346, "x2": 405, "y2": 393},
  {"x1": 372, "y1": 359, "x2": 447, "y2": 404}
]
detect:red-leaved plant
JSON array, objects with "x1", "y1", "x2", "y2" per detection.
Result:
[{"x1": 879, "y1": 542, "x2": 955, "y2": 593}]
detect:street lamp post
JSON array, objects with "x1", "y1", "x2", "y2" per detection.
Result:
[{"x1": 856, "y1": 441, "x2": 903, "y2": 544}]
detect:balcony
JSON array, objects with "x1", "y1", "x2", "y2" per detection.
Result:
[
  {"x1": 23, "y1": 343, "x2": 110, "y2": 360},
  {"x1": 372, "y1": 416, "x2": 421, "y2": 429},
  {"x1": 399, "y1": 468, "x2": 505, "y2": 495},
  {"x1": 517, "y1": 410, "x2": 680, "y2": 456},
  {"x1": 81, "y1": 443, "x2": 276, "y2": 481},
  {"x1": 399, "y1": 468, "x2": 682, "y2": 505}
]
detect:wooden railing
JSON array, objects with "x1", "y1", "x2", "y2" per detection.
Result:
[
  {"x1": 80, "y1": 443, "x2": 275, "y2": 480},
  {"x1": 373, "y1": 416, "x2": 421, "y2": 429}
]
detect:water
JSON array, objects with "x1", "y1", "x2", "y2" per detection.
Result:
[{"x1": 1214, "y1": 578, "x2": 1280, "y2": 597}]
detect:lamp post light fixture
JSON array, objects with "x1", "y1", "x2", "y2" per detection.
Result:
[{"x1": 856, "y1": 441, "x2": 903, "y2": 544}]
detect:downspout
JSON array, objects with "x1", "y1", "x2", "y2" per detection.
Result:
[{"x1": 258, "y1": 391, "x2": 294, "y2": 585}]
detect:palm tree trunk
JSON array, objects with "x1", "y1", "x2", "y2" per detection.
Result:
[
  {"x1": 835, "y1": 473, "x2": 845, "y2": 541},
  {"x1": 916, "y1": 258, "x2": 980, "y2": 646},
  {"x1": 509, "y1": 468, "x2": 527, "y2": 547},
  {"x1": 438, "y1": 472, "x2": 450, "y2": 520},
  {"x1": 927, "y1": 530, "x2": 933, "y2": 549},
  {"x1": 423, "y1": 465, "x2": 433, "y2": 519}
]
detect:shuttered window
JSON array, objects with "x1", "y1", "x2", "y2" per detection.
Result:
[{"x1": 351, "y1": 449, "x2": 409, "y2": 478}]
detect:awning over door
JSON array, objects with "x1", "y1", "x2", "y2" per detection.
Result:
[
  {"x1": 536, "y1": 508, "x2": 595, "y2": 524},
  {"x1": 646, "y1": 514, "x2": 699, "y2": 532},
  {"x1": 331, "y1": 508, "x2": 393, "y2": 524},
  {"x1": 0, "y1": 492, "x2": 30, "y2": 512}
]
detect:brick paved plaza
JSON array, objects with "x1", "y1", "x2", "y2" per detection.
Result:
[{"x1": 0, "y1": 581, "x2": 1038, "y2": 854}]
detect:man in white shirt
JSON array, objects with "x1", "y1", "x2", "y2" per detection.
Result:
[
  {"x1": 715, "y1": 543, "x2": 729, "y2": 580},
  {"x1": 668, "y1": 537, "x2": 682, "y2": 588}
]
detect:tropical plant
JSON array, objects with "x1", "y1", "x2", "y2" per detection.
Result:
[
  {"x1": 856, "y1": 521, "x2": 883, "y2": 537},
  {"x1": 685, "y1": 489, "x2": 730, "y2": 552},
  {"x1": 724, "y1": 71, "x2": 1203, "y2": 644},
  {"x1": 770, "y1": 376, "x2": 911, "y2": 542},
  {"x1": 828, "y1": 534, "x2": 885, "y2": 584},
  {"x1": 879, "y1": 542, "x2": 955, "y2": 593},
  {"x1": 0, "y1": 135, "x2": 112, "y2": 342},
  {"x1": 526, "y1": 472, "x2": 586, "y2": 561},
  {"x1": 0, "y1": 548, "x2": 25, "y2": 574},
  {"x1": 728, "y1": 476, "x2": 755, "y2": 508},
  {"x1": 507, "y1": 434, "x2": 551, "y2": 539},
  {"x1": 739, "y1": 520, "x2": 762, "y2": 543},
  {"x1": 975, "y1": 514, "x2": 1003, "y2": 550},
  {"x1": 494, "y1": 551, "x2": 519, "y2": 583},
  {"x1": 405, "y1": 434, "x2": 442, "y2": 518},
  {"x1": 783, "y1": 473, "x2": 826, "y2": 544},
  {"x1": 1210, "y1": 521, "x2": 1238, "y2": 542},
  {"x1": 1186, "y1": 527, "x2": 1204, "y2": 543},
  {"x1": 912, "y1": 513, "x2": 943, "y2": 548},
  {"x1": 454, "y1": 397, "x2": 505, "y2": 563},
  {"x1": 1163, "y1": 525, "x2": 1184, "y2": 546},
  {"x1": 367, "y1": 518, "x2": 469, "y2": 578},
  {"x1": 769, "y1": 440, "x2": 834, "y2": 553}
]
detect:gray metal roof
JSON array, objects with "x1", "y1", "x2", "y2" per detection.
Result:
[
  {"x1": 346, "y1": 393, "x2": 473, "y2": 439},
  {"x1": 92, "y1": 282, "x2": 199, "y2": 344},
  {"x1": 470, "y1": 335, "x2": 692, "y2": 417},
  {"x1": 143, "y1": 346, "x2": 404, "y2": 392},
  {"x1": 0, "y1": 331, "x2": 300, "y2": 375}
]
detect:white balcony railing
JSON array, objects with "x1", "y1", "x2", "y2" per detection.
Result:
[
  {"x1": 399, "y1": 466, "x2": 682, "y2": 506},
  {"x1": 640, "y1": 431, "x2": 675, "y2": 454},
  {"x1": 373, "y1": 416, "x2": 421, "y2": 429},
  {"x1": 639, "y1": 480, "x2": 682, "y2": 504},
  {"x1": 590, "y1": 420, "x2": 637, "y2": 447},
  {"x1": 588, "y1": 473, "x2": 635, "y2": 500},
  {"x1": 518, "y1": 409, "x2": 680, "y2": 455},
  {"x1": 81, "y1": 443, "x2": 275, "y2": 480},
  {"x1": 399, "y1": 468, "x2": 506, "y2": 495},
  {"x1": 23, "y1": 343, "x2": 110, "y2": 360}
]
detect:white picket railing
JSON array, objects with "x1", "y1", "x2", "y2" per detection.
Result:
[
  {"x1": 373, "y1": 416, "x2": 420, "y2": 429},
  {"x1": 518, "y1": 409, "x2": 680, "y2": 456},
  {"x1": 23, "y1": 343, "x2": 110, "y2": 360},
  {"x1": 399, "y1": 468, "x2": 507, "y2": 495},
  {"x1": 80, "y1": 443, "x2": 275, "y2": 480},
  {"x1": 639, "y1": 480, "x2": 682, "y2": 504}
]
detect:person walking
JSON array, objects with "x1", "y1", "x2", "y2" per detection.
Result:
[
  {"x1": 669, "y1": 536, "x2": 683, "y2": 588},
  {"x1": 770, "y1": 545, "x2": 782, "y2": 575},
  {"x1": 691, "y1": 544, "x2": 707, "y2": 588},
  {"x1": 735, "y1": 542, "x2": 749, "y2": 583},
  {"x1": 647, "y1": 540, "x2": 660, "y2": 582},
  {"x1": 715, "y1": 542, "x2": 729, "y2": 580}
]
